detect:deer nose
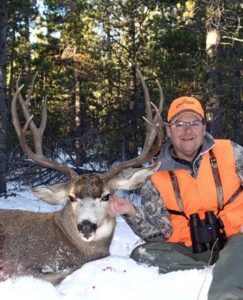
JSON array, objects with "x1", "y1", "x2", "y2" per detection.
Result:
[{"x1": 78, "y1": 220, "x2": 97, "y2": 234}]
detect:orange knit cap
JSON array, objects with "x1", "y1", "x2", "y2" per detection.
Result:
[{"x1": 167, "y1": 96, "x2": 205, "y2": 122}]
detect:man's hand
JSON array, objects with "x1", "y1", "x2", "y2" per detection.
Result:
[{"x1": 108, "y1": 195, "x2": 137, "y2": 218}]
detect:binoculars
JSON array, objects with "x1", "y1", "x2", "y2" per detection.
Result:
[{"x1": 189, "y1": 211, "x2": 227, "y2": 253}]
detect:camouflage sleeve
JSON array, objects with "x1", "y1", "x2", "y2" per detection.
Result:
[
  {"x1": 232, "y1": 142, "x2": 243, "y2": 183},
  {"x1": 124, "y1": 178, "x2": 172, "y2": 242}
]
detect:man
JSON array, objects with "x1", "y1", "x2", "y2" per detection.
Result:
[{"x1": 108, "y1": 96, "x2": 243, "y2": 300}]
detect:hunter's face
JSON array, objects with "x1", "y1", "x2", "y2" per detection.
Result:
[{"x1": 166, "y1": 112, "x2": 206, "y2": 161}]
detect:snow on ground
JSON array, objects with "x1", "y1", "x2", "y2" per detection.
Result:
[{"x1": 0, "y1": 188, "x2": 212, "y2": 300}]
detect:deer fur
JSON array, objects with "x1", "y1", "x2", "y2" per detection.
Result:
[{"x1": 0, "y1": 166, "x2": 159, "y2": 285}]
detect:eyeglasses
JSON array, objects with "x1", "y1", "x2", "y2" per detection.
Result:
[{"x1": 167, "y1": 120, "x2": 204, "y2": 130}]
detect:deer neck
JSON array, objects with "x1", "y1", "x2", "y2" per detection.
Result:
[{"x1": 54, "y1": 202, "x2": 85, "y2": 251}]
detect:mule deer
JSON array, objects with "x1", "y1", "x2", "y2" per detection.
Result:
[{"x1": 0, "y1": 70, "x2": 164, "y2": 285}]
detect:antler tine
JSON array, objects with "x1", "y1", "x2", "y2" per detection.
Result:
[
  {"x1": 156, "y1": 79, "x2": 164, "y2": 115},
  {"x1": 16, "y1": 73, "x2": 45, "y2": 155},
  {"x1": 147, "y1": 74, "x2": 164, "y2": 140},
  {"x1": 39, "y1": 95, "x2": 47, "y2": 136},
  {"x1": 12, "y1": 84, "x2": 25, "y2": 139},
  {"x1": 11, "y1": 78, "x2": 78, "y2": 179},
  {"x1": 137, "y1": 70, "x2": 161, "y2": 151},
  {"x1": 136, "y1": 69, "x2": 153, "y2": 122},
  {"x1": 103, "y1": 70, "x2": 164, "y2": 180},
  {"x1": 142, "y1": 101, "x2": 164, "y2": 150}
]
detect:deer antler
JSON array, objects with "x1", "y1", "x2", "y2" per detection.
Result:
[
  {"x1": 11, "y1": 74, "x2": 78, "y2": 179},
  {"x1": 11, "y1": 71, "x2": 163, "y2": 181},
  {"x1": 103, "y1": 69, "x2": 164, "y2": 180}
]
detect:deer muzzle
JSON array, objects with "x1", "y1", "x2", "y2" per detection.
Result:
[{"x1": 77, "y1": 220, "x2": 97, "y2": 241}]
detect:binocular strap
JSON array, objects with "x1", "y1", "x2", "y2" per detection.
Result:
[{"x1": 168, "y1": 150, "x2": 242, "y2": 218}]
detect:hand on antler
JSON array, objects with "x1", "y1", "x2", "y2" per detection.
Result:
[{"x1": 108, "y1": 195, "x2": 137, "y2": 218}]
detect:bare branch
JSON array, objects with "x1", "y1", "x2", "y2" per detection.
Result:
[{"x1": 222, "y1": 36, "x2": 243, "y2": 42}]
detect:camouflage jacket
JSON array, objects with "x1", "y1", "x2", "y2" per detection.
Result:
[{"x1": 124, "y1": 133, "x2": 243, "y2": 242}]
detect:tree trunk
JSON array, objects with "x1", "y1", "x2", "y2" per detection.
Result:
[
  {"x1": 0, "y1": 0, "x2": 8, "y2": 194},
  {"x1": 205, "y1": 1, "x2": 224, "y2": 137},
  {"x1": 126, "y1": 17, "x2": 139, "y2": 160},
  {"x1": 74, "y1": 66, "x2": 86, "y2": 166}
]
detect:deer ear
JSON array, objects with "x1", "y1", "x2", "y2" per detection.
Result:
[
  {"x1": 31, "y1": 181, "x2": 72, "y2": 205},
  {"x1": 107, "y1": 162, "x2": 161, "y2": 191}
]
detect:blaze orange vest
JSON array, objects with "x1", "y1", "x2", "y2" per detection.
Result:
[{"x1": 151, "y1": 140, "x2": 243, "y2": 246}]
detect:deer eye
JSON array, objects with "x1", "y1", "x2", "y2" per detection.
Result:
[
  {"x1": 69, "y1": 195, "x2": 77, "y2": 202},
  {"x1": 101, "y1": 194, "x2": 110, "y2": 202}
]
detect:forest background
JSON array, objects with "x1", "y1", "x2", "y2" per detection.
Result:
[{"x1": 0, "y1": 0, "x2": 242, "y2": 194}]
